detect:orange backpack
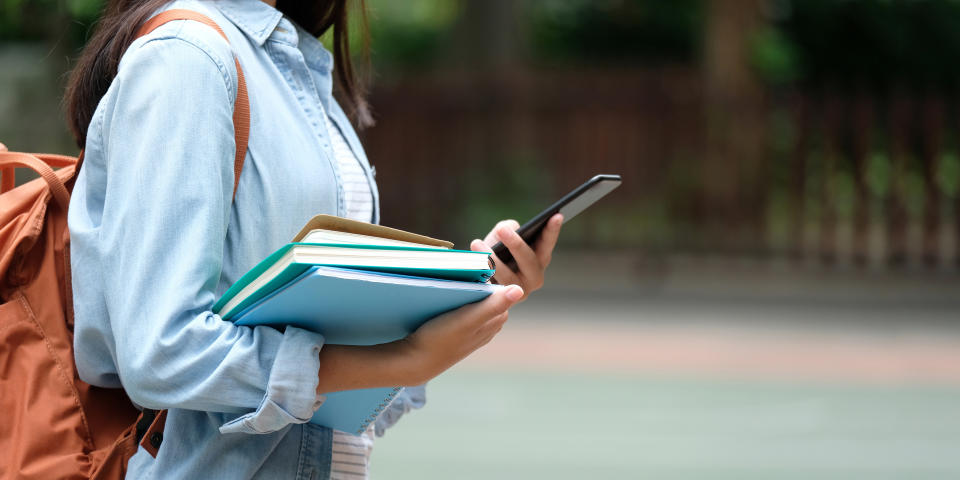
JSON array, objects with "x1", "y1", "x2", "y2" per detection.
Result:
[{"x1": 0, "y1": 10, "x2": 249, "y2": 479}]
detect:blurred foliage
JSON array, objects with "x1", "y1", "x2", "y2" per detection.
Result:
[
  {"x1": 938, "y1": 153, "x2": 960, "y2": 197},
  {"x1": 64, "y1": 0, "x2": 102, "y2": 19},
  {"x1": 7, "y1": 0, "x2": 702, "y2": 67},
  {"x1": 0, "y1": 0, "x2": 101, "y2": 43},
  {"x1": 749, "y1": 26, "x2": 800, "y2": 85},
  {"x1": 527, "y1": 0, "x2": 703, "y2": 65},
  {"x1": 454, "y1": 150, "x2": 553, "y2": 244},
  {"x1": 14, "y1": 0, "x2": 960, "y2": 88},
  {"x1": 363, "y1": 0, "x2": 706, "y2": 69},
  {"x1": 349, "y1": 0, "x2": 458, "y2": 69},
  {"x1": 903, "y1": 167, "x2": 927, "y2": 216},
  {"x1": 832, "y1": 169, "x2": 856, "y2": 219},
  {"x1": 766, "y1": 0, "x2": 960, "y2": 88},
  {"x1": 3, "y1": 0, "x2": 958, "y2": 257},
  {"x1": 866, "y1": 153, "x2": 892, "y2": 198}
]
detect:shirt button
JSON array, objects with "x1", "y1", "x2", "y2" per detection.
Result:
[{"x1": 150, "y1": 432, "x2": 163, "y2": 449}]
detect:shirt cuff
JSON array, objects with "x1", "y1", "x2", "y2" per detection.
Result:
[
  {"x1": 219, "y1": 327, "x2": 325, "y2": 434},
  {"x1": 374, "y1": 384, "x2": 426, "y2": 437}
]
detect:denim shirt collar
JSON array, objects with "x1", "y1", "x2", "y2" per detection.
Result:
[
  {"x1": 212, "y1": 0, "x2": 334, "y2": 76},
  {"x1": 295, "y1": 26, "x2": 335, "y2": 79},
  {"x1": 212, "y1": 0, "x2": 283, "y2": 46}
]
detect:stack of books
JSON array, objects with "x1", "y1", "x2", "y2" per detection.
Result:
[{"x1": 214, "y1": 215, "x2": 498, "y2": 435}]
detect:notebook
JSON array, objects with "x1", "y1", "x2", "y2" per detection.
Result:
[
  {"x1": 300, "y1": 229, "x2": 450, "y2": 249},
  {"x1": 230, "y1": 265, "x2": 500, "y2": 434},
  {"x1": 291, "y1": 214, "x2": 455, "y2": 248},
  {"x1": 214, "y1": 243, "x2": 495, "y2": 320}
]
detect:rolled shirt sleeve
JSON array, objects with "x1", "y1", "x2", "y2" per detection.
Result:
[
  {"x1": 72, "y1": 25, "x2": 323, "y2": 434},
  {"x1": 374, "y1": 384, "x2": 426, "y2": 437},
  {"x1": 219, "y1": 327, "x2": 326, "y2": 434}
]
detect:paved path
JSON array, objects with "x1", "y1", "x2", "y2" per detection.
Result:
[
  {"x1": 467, "y1": 293, "x2": 960, "y2": 385},
  {"x1": 371, "y1": 256, "x2": 960, "y2": 479},
  {"x1": 460, "y1": 252, "x2": 960, "y2": 384}
]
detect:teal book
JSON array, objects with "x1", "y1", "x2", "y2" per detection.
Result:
[
  {"x1": 229, "y1": 266, "x2": 499, "y2": 434},
  {"x1": 214, "y1": 242, "x2": 494, "y2": 320}
]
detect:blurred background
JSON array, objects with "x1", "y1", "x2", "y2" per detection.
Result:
[{"x1": 3, "y1": 0, "x2": 960, "y2": 478}]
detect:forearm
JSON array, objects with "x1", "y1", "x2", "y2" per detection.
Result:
[
  {"x1": 316, "y1": 341, "x2": 421, "y2": 394},
  {"x1": 316, "y1": 285, "x2": 523, "y2": 395}
]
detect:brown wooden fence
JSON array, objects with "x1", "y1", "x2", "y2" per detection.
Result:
[
  {"x1": 361, "y1": 68, "x2": 959, "y2": 269},
  {"x1": 776, "y1": 90, "x2": 959, "y2": 269},
  {"x1": 361, "y1": 68, "x2": 701, "y2": 250}
]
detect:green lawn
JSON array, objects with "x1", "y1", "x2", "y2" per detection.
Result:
[{"x1": 371, "y1": 369, "x2": 960, "y2": 479}]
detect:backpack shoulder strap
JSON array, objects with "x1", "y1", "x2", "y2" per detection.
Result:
[{"x1": 136, "y1": 9, "x2": 250, "y2": 201}]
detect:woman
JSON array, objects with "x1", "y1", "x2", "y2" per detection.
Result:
[{"x1": 65, "y1": 0, "x2": 562, "y2": 478}]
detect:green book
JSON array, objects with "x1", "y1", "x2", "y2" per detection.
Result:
[
  {"x1": 214, "y1": 242, "x2": 494, "y2": 320},
  {"x1": 215, "y1": 215, "x2": 494, "y2": 319}
]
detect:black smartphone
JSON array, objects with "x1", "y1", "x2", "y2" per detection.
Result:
[{"x1": 490, "y1": 174, "x2": 622, "y2": 271}]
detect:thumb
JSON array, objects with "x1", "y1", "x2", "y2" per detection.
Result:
[
  {"x1": 470, "y1": 238, "x2": 492, "y2": 253},
  {"x1": 478, "y1": 285, "x2": 524, "y2": 317}
]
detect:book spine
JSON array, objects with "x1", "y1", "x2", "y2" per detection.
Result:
[{"x1": 356, "y1": 386, "x2": 404, "y2": 435}]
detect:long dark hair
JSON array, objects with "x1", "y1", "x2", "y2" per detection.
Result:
[{"x1": 65, "y1": 0, "x2": 371, "y2": 149}]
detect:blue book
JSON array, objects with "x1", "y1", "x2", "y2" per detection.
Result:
[
  {"x1": 230, "y1": 266, "x2": 499, "y2": 435},
  {"x1": 214, "y1": 242, "x2": 494, "y2": 320}
]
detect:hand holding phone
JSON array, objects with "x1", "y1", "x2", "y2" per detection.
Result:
[{"x1": 488, "y1": 174, "x2": 622, "y2": 271}]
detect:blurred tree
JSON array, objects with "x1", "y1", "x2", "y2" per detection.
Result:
[
  {"x1": 702, "y1": 0, "x2": 768, "y2": 253},
  {"x1": 446, "y1": 0, "x2": 525, "y2": 71}
]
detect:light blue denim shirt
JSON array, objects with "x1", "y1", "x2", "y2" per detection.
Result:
[{"x1": 68, "y1": 0, "x2": 424, "y2": 478}]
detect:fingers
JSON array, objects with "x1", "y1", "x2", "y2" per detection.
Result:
[
  {"x1": 533, "y1": 213, "x2": 563, "y2": 267},
  {"x1": 478, "y1": 310, "x2": 509, "y2": 334},
  {"x1": 470, "y1": 238, "x2": 491, "y2": 254},
  {"x1": 483, "y1": 219, "x2": 520, "y2": 246},
  {"x1": 460, "y1": 284, "x2": 522, "y2": 319},
  {"x1": 465, "y1": 288, "x2": 517, "y2": 350},
  {"x1": 471, "y1": 237, "x2": 519, "y2": 286},
  {"x1": 495, "y1": 225, "x2": 543, "y2": 290},
  {"x1": 488, "y1": 284, "x2": 523, "y2": 313},
  {"x1": 477, "y1": 311, "x2": 509, "y2": 347}
]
